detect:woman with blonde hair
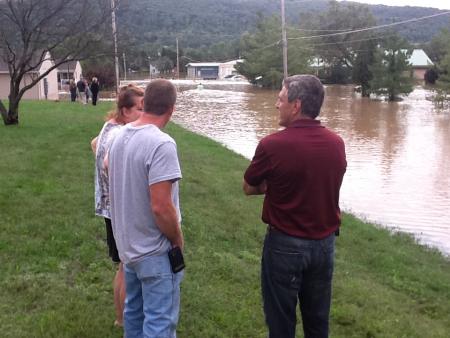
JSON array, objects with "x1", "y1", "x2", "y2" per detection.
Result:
[{"x1": 91, "y1": 84, "x2": 144, "y2": 327}]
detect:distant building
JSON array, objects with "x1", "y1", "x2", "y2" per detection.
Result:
[
  {"x1": 218, "y1": 59, "x2": 244, "y2": 79},
  {"x1": 185, "y1": 60, "x2": 246, "y2": 80},
  {"x1": 57, "y1": 61, "x2": 82, "y2": 90},
  {"x1": 0, "y1": 51, "x2": 59, "y2": 100},
  {"x1": 149, "y1": 63, "x2": 159, "y2": 78},
  {"x1": 309, "y1": 57, "x2": 328, "y2": 78},
  {"x1": 407, "y1": 49, "x2": 434, "y2": 80},
  {"x1": 186, "y1": 62, "x2": 220, "y2": 80}
]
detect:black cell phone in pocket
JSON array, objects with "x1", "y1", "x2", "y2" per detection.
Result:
[{"x1": 168, "y1": 246, "x2": 185, "y2": 273}]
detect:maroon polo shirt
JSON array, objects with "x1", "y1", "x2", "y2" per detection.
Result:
[{"x1": 244, "y1": 119, "x2": 346, "y2": 239}]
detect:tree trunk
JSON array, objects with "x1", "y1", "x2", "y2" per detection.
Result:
[
  {"x1": 2, "y1": 82, "x2": 21, "y2": 125},
  {"x1": 361, "y1": 85, "x2": 370, "y2": 97},
  {"x1": 388, "y1": 89, "x2": 396, "y2": 101},
  {"x1": 4, "y1": 99, "x2": 20, "y2": 125}
]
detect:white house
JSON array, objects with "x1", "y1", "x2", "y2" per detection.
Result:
[
  {"x1": 218, "y1": 59, "x2": 244, "y2": 79},
  {"x1": 57, "y1": 60, "x2": 82, "y2": 90},
  {"x1": 407, "y1": 49, "x2": 434, "y2": 80},
  {"x1": 0, "y1": 51, "x2": 59, "y2": 100}
]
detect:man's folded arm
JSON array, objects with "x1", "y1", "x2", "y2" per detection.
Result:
[
  {"x1": 242, "y1": 179, "x2": 267, "y2": 195},
  {"x1": 149, "y1": 180, "x2": 184, "y2": 250}
]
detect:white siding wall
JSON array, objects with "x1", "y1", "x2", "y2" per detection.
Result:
[
  {"x1": 74, "y1": 62, "x2": 82, "y2": 82},
  {"x1": 187, "y1": 67, "x2": 196, "y2": 79},
  {"x1": 218, "y1": 64, "x2": 235, "y2": 79},
  {"x1": 38, "y1": 53, "x2": 59, "y2": 100},
  {"x1": 0, "y1": 74, "x2": 11, "y2": 99},
  {"x1": 0, "y1": 73, "x2": 40, "y2": 99}
]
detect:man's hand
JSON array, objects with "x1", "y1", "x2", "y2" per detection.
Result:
[
  {"x1": 243, "y1": 179, "x2": 267, "y2": 195},
  {"x1": 150, "y1": 181, "x2": 184, "y2": 250}
]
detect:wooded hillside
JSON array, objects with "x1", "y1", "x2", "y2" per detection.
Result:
[{"x1": 117, "y1": 0, "x2": 449, "y2": 50}]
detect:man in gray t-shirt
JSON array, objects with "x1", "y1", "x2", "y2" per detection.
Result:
[{"x1": 109, "y1": 79, "x2": 184, "y2": 337}]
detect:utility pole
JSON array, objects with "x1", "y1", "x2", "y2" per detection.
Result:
[
  {"x1": 111, "y1": 0, "x2": 120, "y2": 92},
  {"x1": 148, "y1": 57, "x2": 152, "y2": 80},
  {"x1": 176, "y1": 38, "x2": 180, "y2": 79},
  {"x1": 281, "y1": 0, "x2": 288, "y2": 79},
  {"x1": 123, "y1": 52, "x2": 127, "y2": 81}
]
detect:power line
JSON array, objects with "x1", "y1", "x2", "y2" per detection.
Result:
[
  {"x1": 301, "y1": 34, "x2": 392, "y2": 47},
  {"x1": 288, "y1": 11, "x2": 450, "y2": 40},
  {"x1": 245, "y1": 34, "x2": 386, "y2": 54},
  {"x1": 250, "y1": 40, "x2": 282, "y2": 51},
  {"x1": 292, "y1": 28, "x2": 355, "y2": 32},
  {"x1": 181, "y1": 55, "x2": 201, "y2": 63}
]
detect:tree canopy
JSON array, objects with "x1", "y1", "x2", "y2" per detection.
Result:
[
  {"x1": 0, "y1": 0, "x2": 111, "y2": 125},
  {"x1": 236, "y1": 15, "x2": 312, "y2": 89},
  {"x1": 431, "y1": 29, "x2": 450, "y2": 107},
  {"x1": 369, "y1": 35, "x2": 413, "y2": 101}
]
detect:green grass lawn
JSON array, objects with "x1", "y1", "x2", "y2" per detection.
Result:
[{"x1": 1, "y1": 100, "x2": 449, "y2": 337}]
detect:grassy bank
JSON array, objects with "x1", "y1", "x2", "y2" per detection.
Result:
[{"x1": 1, "y1": 101, "x2": 449, "y2": 337}]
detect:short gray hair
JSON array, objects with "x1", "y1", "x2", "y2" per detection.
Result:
[
  {"x1": 144, "y1": 79, "x2": 177, "y2": 116},
  {"x1": 283, "y1": 75, "x2": 324, "y2": 119}
]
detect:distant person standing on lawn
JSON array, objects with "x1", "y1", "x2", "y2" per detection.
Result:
[
  {"x1": 69, "y1": 79, "x2": 77, "y2": 102},
  {"x1": 76, "y1": 77, "x2": 86, "y2": 104},
  {"x1": 108, "y1": 79, "x2": 184, "y2": 337},
  {"x1": 91, "y1": 84, "x2": 144, "y2": 328},
  {"x1": 90, "y1": 77, "x2": 100, "y2": 106},
  {"x1": 84, "y1": 78, "x2": 91, "y2": 104},
  {"x1": 243, "y1": 75, "x2": 347, "y2": 338}
]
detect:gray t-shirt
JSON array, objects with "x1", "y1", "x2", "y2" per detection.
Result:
[{"x1": 109, "y1": 124, "x2": 182, "y2": 264}]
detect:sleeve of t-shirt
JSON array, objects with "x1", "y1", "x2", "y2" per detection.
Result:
[
  {"x1": 244, "y1": 140, "x2": 271, "y2": 187},
  {"x1": 146, "y1": 141, "x2": 182, "y2": 186}
]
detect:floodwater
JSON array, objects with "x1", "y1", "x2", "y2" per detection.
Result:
[{"x1": 173, "y1": 82, "x2": 450, "y2": 256}]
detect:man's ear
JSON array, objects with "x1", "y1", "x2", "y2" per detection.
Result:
[
  {"x1": 293, "y1": 98, "x2": 301, "y2": 115},
  {"x1": 165, "y1": 105, "x2": 175, "y2": 120}
]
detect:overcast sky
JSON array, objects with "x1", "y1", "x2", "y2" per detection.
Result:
[{"x1": 337, "y1": 0, "x2": 450, "y2": 10}]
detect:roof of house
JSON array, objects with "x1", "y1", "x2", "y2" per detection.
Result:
[
  {"x1": 56, "y1": 61, "x2": 79, "y2": 72},
  {"x1": 221, "y1": 59, "x2": 244, "y2": 66},
  {"x1": 408, "y1": 49, "x2": 434, "y2": 67},
  {"x1": 0, "y1": 52, "x2": 52, "y2": 73},
  {"x1": 186, "y1": 62, "x2": 221, "y2": 67},
  {"x1": 0, "y1": 59, "x2": 40, "y2": 73}
]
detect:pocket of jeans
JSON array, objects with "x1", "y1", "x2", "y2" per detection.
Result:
[
  {"x1": 265, "y1": 248, "x2": 303, "y2": 289},
  {"x1": 320, "y1": 236, "x2": 335, "y2": 255},
  {"x1": 135, "y1": 255, "x2": 173, "y2": 280}
]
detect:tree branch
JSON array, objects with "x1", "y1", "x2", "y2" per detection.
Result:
[{"x1": 0, "y1": 0, "x2": 113, "y2": 123}]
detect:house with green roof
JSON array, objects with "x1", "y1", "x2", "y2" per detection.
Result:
[{"x1": 408, "y1": 49, "x2": 434, "y2": 81}]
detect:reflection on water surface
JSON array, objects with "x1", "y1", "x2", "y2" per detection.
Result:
[{"x1": 173, "y1": 83, "x2": 450, "y2": 256}]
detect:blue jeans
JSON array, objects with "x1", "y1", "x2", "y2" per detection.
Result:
[
  {"x1": 124, "y1": 254, "x2": 184, "y2": 338},
  {"x1": 261, "y1": 229, "x2": 335, "y2": 338}
]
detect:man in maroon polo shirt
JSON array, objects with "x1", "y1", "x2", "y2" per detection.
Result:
[{"x1": 243, "y1": 75, "x2": 346, "y2": 338}]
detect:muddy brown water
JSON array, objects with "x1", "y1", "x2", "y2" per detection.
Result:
[{"x1": 172, "y1": 82, "x2": 450, "y2": 256}]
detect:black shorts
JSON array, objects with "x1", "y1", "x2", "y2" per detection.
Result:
[{"x1": 104, "y1": 218, "x2": 120, "y2": 263}]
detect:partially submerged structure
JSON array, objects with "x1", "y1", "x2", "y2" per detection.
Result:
[
  {"x1": 408, "y1": 49, "x2": 434, "y2": 80},
  {"x1": 186, "y1": 59, "x2": 244, "y2": 80}
]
